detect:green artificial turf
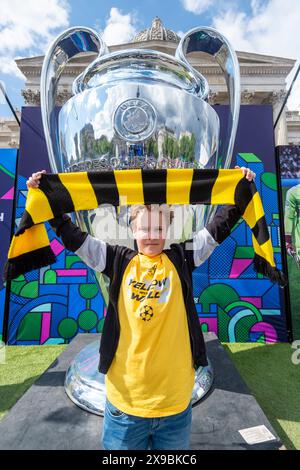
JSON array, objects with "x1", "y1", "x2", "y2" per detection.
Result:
[
  {"x1": 0, "y1": 342, "x2": 299, "y2": 450},
  {"x1": 223, "y1": 342, "x2": 300, "y2": 450},
  {"x1": 0, "y1": 344, "x2": 66, "y2": 421},
  {"x1": 287, "y1": 255, "x2": 300, "y2": 340}
]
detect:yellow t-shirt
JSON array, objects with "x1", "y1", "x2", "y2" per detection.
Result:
[{"x1": 105, "y1": 251, "x2": 195, "y2": 418}]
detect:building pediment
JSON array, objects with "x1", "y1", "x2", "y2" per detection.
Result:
[{"x1": 16, "y1": 46, "x2": 295, "y2": 72}]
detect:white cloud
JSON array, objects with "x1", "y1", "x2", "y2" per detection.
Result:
[
  {"x1": 211, "y1": 0, "x2": 300, "y2": 110},
  {"x1": 100, "y1": 7, "x2": 137, "y2": 46},
  {"x1": 0, "y1": 0, "x2": 70, "y2": 79},
  {"x1": 212, "y1": 0, "x2": 299, "y2": 59},
  {"x1": 181, "y1": 0, "x2": 213, "y2": 14}
]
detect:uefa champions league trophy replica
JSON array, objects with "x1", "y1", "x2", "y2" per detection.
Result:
[{"x1": 40, "y1": 26, "x2": 240, "y2": 415}]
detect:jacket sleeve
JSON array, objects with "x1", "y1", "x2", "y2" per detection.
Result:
[
  {"x1": 205, "y1": 204, "x2": 242, "y2": 245},
  {"x1": 182, "y1": 204, "x2": 242, "y2": 271},
  {"x1": 49, "y1": 214, "x2": 107, "y2": 273},
  {"x1": 192, "y1": 227, "x2": 219, "y2": 267}
]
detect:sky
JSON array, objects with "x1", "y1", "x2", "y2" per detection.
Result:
[{"x1": 0, "y1": 0, "x2": 300, "y2": 118}]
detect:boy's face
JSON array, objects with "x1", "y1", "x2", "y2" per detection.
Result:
[{"x1": 133, "y1": 209, "x2": 168, "y2": 257}]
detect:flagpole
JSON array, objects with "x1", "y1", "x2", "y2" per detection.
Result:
[
  {"x1": 0, "y1": 82, "x2": 20, "y2": 126},
  {"x1": 274, "y1": 62, "x2": 300, "y2": 129}
]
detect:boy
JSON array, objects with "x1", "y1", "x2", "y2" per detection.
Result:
[{"x1": 27, "y1": 166, "x2": 255, "y2": 450}]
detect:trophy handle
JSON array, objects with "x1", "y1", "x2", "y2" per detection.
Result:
[
  {"x1": 40, "y1": 27, "x2": 108, "y2": 173},
  {"x1": 176, "y1": 27, "x2": 240, "y2": 227},
  {"x1": 176, "y1": 27, "x2": 240, "y2": 171}
]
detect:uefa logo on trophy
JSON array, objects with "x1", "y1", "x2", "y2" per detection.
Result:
[{"x1": 40, "y1": 25, "x2": 240, "y2": 415}]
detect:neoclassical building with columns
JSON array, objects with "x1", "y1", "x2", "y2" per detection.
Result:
[{"x1": 1, "y1": 17, "x2": 299, "y2": 148}]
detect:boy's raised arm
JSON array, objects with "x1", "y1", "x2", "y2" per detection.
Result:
[
  {"x1": 191, "y1": 204, "x2": 242, "y2": 268},
  {"x1": 26, "y1": 171, "x2": 109, "y2": 274},
  {"x1": 205, "y1": 204, "x2": 242, "y2": 245},
  {"x1": 191, "y1": 166, "x2": 256, "y2": 267},
  {"x1": 49, "y1": 214, "x2": 107, "y2": 273}
]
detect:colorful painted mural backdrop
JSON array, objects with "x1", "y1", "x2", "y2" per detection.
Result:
[
  {"x1": 193, "y1": 152, "x2": 286, "y2": 342},
  {"x1": 6, "y1": 109, "x2": 105, "y2": 345},
  {"x1": 4, "y1": 105, "x2": 288, "y2": 345},
  {"x1": 0, "y1": 148, "x2": 18, "y2": 341},
  {"x1": 277, "y1": 145, "x2": 300, "y2": 339}
]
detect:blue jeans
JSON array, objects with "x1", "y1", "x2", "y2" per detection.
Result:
[{"x1": 101, "y1": 398, "x2": 192, "y2": 450}]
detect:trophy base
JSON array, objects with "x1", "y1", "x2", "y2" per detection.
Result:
[{"x1": 64, "y1": 340, "x2": 214, "y2": 416}]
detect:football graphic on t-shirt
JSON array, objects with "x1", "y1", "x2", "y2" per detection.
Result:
[{"x1": 139, "y1": 304, "x2": 154, "y2": 321}]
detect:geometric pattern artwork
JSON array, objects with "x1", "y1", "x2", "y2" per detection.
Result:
[
  {"x1": 7, "y1": 175, "x2": 106, "y2": 345},
  {"x1": 0, "y1": 148, "x2": 18, "y2": 342},
  {"x1": 193, "y1": 153, "x2": 288, "y2": 343},
  {"x1": 5, "y1": 105, "x2": 288, "y2": 345}
]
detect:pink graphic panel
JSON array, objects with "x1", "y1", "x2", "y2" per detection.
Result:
[
  {"x1": 1, "y1": 186, "x2": 14, "y2": 200},
  {"x1": 41, "y1": 312, "x2": 51, "y2": 344},
  {"x1": 50, "y1": 239, "x2": 65, "y2": 256},
  {"x1": 200, "y1": 317, "x2": 217, "y2": 333},
  {"x1": 250, "y1": 322, "x2": 278, "y2": 343},
  {"x1": 56, "y1": 269, "x2": 87, "y2": 276},
  {"x1": 241, "y1": 297, "x2": 262, "y2": 308},
  {"x1": 230, "y1": 259, "x2": 253, "y2": 278}
]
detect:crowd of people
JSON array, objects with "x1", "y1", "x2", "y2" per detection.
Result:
[{"x1": 279, "y1": 147, "x2": 300, "y2": 178}]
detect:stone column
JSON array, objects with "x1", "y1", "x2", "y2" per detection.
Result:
[{"x1": 266, "y1": 90, "x2": 288, "y2": 146}]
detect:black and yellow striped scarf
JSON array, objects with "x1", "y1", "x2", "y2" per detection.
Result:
[{"x1": 3, "y1": 168, "x2": 287, "y2": 286}]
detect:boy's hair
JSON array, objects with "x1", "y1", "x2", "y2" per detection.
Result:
[{"x1": 129, "y1": 204, "x2": 174, "y2": 229}]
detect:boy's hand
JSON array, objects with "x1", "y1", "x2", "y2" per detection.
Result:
[
  {"x1": 26, "y1": 170, "x2": 46, "y2": 189},
  {"x1": 235, "y1": 165, "x2": 256, "y2": 181}
]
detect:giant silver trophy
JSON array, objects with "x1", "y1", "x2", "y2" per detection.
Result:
[{"x1": 40, "y1": 26, "x2": 240, "y2": 415}]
